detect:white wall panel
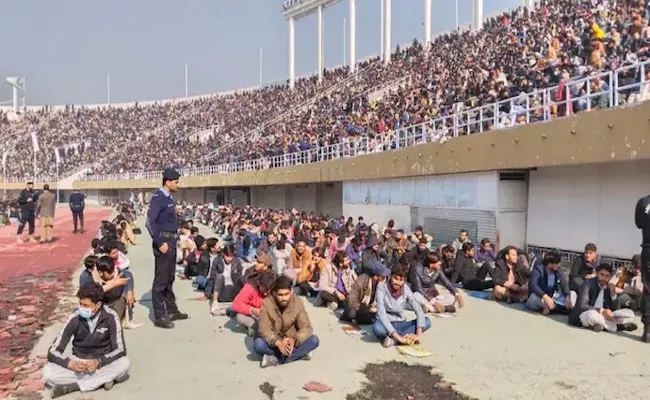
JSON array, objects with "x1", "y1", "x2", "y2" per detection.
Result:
[{"x1": 527, "y1": 161, "x2": 650, "y2": 258}]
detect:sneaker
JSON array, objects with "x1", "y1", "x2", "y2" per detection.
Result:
[
  {"x1": 27, "y1": 236, "x2": 38, "y2": 243},
  {"x1": 382, "y1": 337, "x2": 395, "y2": 348},
  {"x1": 616, "y1": 323, "x2": 638, "y2": 332},
  {"x1": 51, "y1": 383, "x2": 80, "y2": 398},
  {"x1": 328, "y1": 302, "x2": 339, "y2": 311},
  {"x1": 122, "y1": 320, "x2": 143, "y2": 330},
  {"x1": 170, "y1": 311, "x2": 189, "y2": 321},
  {"x1": 444, "y1": 305, "x2": 456, "y2": 313},
  {"x1": 302, "y1": 351, "x2": 313, "y2": 361},
  {"x1": 16, "y1": 236, "x2": 23, "y2": 244},
  {"x1": 592, "y1": 323, "x2": 604, "y2": 333},
  {"x1": 642, "y1": 326, "x2": 650, "y2": 343},
  {"x1": 104, "y1": 380, "x2": 114, "y2": 390},
  {"x1": 260, "y1": 354, "x2": 279, "y2": 368}
]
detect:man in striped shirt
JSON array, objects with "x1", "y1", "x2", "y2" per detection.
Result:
[{"x1": 42, "y1": 283, "x2": 130, "y2": 398}]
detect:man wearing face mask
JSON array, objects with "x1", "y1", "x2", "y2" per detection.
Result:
[{"x1": 42, "y1": 283, "x2": 130, "y2": 398}]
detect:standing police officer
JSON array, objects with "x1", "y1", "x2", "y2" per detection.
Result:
[
  {"x1": 635, "y1": 194, "x2": 650, "y2": 342},
  {"x1": 16, "y1": 181, "x2": 39, "y2": 244},
  {"x1": 147, "y1": 168, "x2": 188, "y2": 329},
  {"x1": 69, "y1": 188, "x2": 85, "y2": 233}
]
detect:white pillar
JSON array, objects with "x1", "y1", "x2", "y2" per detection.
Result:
[
  {"x1": 12, "y1": 86, "x2": 18, "y2": 114},
  {"x1": 523, "y1": 0, "x2": 535, "y2": 8},
  {"x1": 380, "y1": 0, "x2": 384, "y2": 61},
  {"x1": 424, "y1": 0, "x2": 431, "y2": 46},
  {"x1": 317, "y1": 5, "x2": 324, "y2": 82},
  {"x1": 384, "y1": 0, "x2": 391, "y2": 65},
  {"x1": 289, "y1": 17, "x2": 295, "y2": 89},
  {"x1": 349, "y1": 0, "x2": 356, "y2": 73},
  {"x1": 472, "y1": 0, "x2": 483, "y2": 31}
]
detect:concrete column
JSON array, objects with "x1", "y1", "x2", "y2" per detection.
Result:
[
  {"x1": 318, "y1": 5, "x2": 324, "y2": 81},
  {"x1": 384, "y1": 0, "x2": 391, "y2": 65},
  {"x1": 380, "y1": 0, "x2": 384, "y2": 61},
  {"x1": 424, "y1": 0, "x2": 431, "y2": 46},
  {"x1": 349, "y1": 0, "x2": 356, "y2": 73},
  {"x1": 289, "y1": 17, "x2": 295, "y2": 89},
  {"x1": 523, "y1": 0, "x2": 535, "y2": 9},
  {"x1": 472, "y1": 0, "x2": 483, "y2": 31}
]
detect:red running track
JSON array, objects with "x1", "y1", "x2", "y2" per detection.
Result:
[{"x1": 0, "y1": 208, "x2": 111, "y2": 282}]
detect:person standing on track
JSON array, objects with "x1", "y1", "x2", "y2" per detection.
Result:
[
  {"x1": 36, "y1": 184, "x2": 57, "y2": 243},
  {"x1": 635, "y1": 193, "x2": 650, "y2": 342},
  {"x1": 16, "y1": 181, "x2": 39, "y2": 244},
  {"x1": 69, "y1": 189, "x2": 85, "y2": 233},
  {"x1": 147, "y1": 168, "x2": 188, "y2": 329}
]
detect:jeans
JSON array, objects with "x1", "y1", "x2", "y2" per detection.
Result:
[
  {"x1": 195, "y1": 275, "x2": 208, "y2": 290},
  {"x1": 253, "y1": 335, "x2": 320, "y2": 364},
  {"x1": 372, "y1": 317, "x2": 432, "y2": 339}
]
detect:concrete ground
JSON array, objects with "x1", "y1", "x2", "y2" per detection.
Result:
[{"x1": 32, "y1": 222, "x2": 650, "y2": 400}]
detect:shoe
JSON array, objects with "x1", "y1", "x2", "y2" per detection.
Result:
[
  {"x1": 247, "y1": 326, "x2": 256, "y2": 337},
  {"x1": 302, "y1": 351, "x2": 313, "y2": 361},
  {"x1": 328, "y1": 302, "x2": 339, "y2": 311},
  {"x1": 16, "y1": 236, "x2": 23, "y2": 244},
  {"x1": 170, "y1": 311, "x2": 189, "y2": 321},
  {"x1": 80, "y1": 229, "x2": 85, "y2": 234},
  {"x1": 592, "y1": 323, "x2": 604, "y2": 333},
  {"x1": 382, "y1": 337, "x2": 395, "y2": 348},
  {"x1": 104, "y1": 380, "x2": 114, "y2": 390},
  {"x1": 51, "y1": 383, "x2": 80, "y2": 398},
  {"x1": 616, "y1": 323, "x2": 638, "y2": 332},
  {"x1": 72, "y1": 229, "x2": 77, "y2": 234},
  {"x1": 122, "y1": 320, "x2": 143, "y2": 330},
  {"x1": 444, "y1": 305, "x2": 456, "y2": 313},
  {"x1": 641, "y1": 326, "x2": 650, "y2": 343},
  {"x1": 153, "y1": 319, "x2": 175, "y2": 329},
  {"x1": 260, "y1": 354, "x2": 279, "y2": 368},
  {"x1": 115, "y1": 373, "x2": 130, "y2": 384},
  {"x1": 27, "y1": 236, "x2": 38, "y2": 243}
]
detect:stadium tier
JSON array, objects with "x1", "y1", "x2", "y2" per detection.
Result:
[{"x1": 1, "y1": 0, "x2": 649, "y2": 183}]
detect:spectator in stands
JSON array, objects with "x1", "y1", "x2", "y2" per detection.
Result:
[
  {"x1": 232, "y1": 271, "x2": 276, "y2": 337},
  {"x1": 526, "y1": 251, "x2": 573, "y2": 314},
  {"x1": 493, "y1": 246, "x2": 531, "y2": 303},
  {"x1": 569, "y1": 243, "x2": 598, "y2": 292},
  {"x1": 43, "y1": 283, "x2": 130, "y2": 398},
  {"x1": 255, "y1": 276, "x2": 320, "y2": 368},
  {"x1": 569, "y1": 264, "x2": 637, "y2": 333},
  {"x1": 373, "y1": 262, "x2": 431, "y2": 347},
  {"x1": 410, "y1": 252, "x2": 464, "y2": 313},
  {"x1": 454, "y1": 242, "x2": 495, "y2": 291}
]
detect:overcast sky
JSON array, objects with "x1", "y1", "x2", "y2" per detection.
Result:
[{"x1": 0, "y1": 0, "x2": 519, "y2": 105}]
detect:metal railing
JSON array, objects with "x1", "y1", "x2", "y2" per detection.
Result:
[{"x1": 74, "y1": 58, "x2": 649, "y2": 182}]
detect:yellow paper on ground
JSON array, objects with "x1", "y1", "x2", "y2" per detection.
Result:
[{"x1": 395, "y1": 345, "x2": 433, "y2": 358}]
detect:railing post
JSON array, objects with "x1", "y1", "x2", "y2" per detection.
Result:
[
  {"x1": 586, "y1": 78, "x2": 591, "y2": 112},
  {"x1": 493, "y1": 102, "x2": 498, "y2": 128},
  {"x1": 613, "y1": 70, "x2": 619, "y2": 107},
  {"x1": 479, "y1": 108, "x2": 483, "y2": 132},
  {"x1": 608, "y1": 71, "x2": 614, "y2": 108},
  {"x1": 566, "y1": 86, "x2": 571, "y2": 117},
  {"x1": 453, "y1": 114, "x2": 459, "y2": 137},
  {"x1": 525, "y1": 96, "x2": 530, "y2": 124}
]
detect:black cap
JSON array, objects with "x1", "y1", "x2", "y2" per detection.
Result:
[
  {"x1": 162, "y1": 168, "x2": 181, "y2": 181},
  {"x1": 27, "y1": 181, "x2": 34, "y2": 185}
]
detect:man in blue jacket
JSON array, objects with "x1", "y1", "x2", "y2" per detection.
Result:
[
  {"x1": 69, "y1": 189, "x2": 85, "y2": 233},
  {"x1": 147, "y1": 168, "x2": 188, "y2": 329},
  {"x1": 526, "y1": 251, "x2": 572, "y2": 315}
]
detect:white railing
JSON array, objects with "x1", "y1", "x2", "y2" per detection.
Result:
[{"x1": 74, "y1": 59, "x2": 650, "y2": 182}]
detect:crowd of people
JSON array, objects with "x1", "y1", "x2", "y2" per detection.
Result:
[
  {"x1": 40, "y1": 199, "x2": 647, "y2": 397},
  {"x1": 2, "y1": 0, "x2": 648, "y2": 180}
]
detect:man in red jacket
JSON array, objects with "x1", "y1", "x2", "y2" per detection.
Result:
[{"x1": 232, "y1": 271, "x2": 276, "y2": 336}]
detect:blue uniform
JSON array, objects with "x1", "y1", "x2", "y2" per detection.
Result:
[
  {"x1": 147, "y1": 188, "x2": 180, "y2": 320},
  {"x1": 69, "y1": 191, "x2": 85, "y2": 232}
]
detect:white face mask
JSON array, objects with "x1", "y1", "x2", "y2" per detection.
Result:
[{"x1": 78, "y1": 306, "x2": 94, "y2": 319}]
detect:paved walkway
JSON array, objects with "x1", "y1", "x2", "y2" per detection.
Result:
[{"x1": 32, "y1": 222, "x2": 650, "y2": 400}]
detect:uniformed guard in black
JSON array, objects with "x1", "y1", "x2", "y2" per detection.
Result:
[
  {"x1": 69, "y1": 189, "x2": 86, "y2": 233},
  {"x1": 147, "y1": 168, "x2": 188, "y2": 329},
  {"x1": 16, "y1": 181, "x2": 39, "y2": 243},
  {"x1": 635, "y1": 194, "x2": 650, "y2": 342}
]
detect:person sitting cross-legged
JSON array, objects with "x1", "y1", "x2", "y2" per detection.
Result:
[
  {"x1": 526, "y1": 251, "x2": 573, "y2": 315},
  {"x1": 372, "y1": 263, "x2": 432, "y2": 347},
  {"x1": 568, "y1": 264, "x2": 637, "y2": 333},
  {"x1": 254, "y1": 275, "x2": 320, "y2": 368},
  {"x1": 410, "y1": 252, "x2": 464, "y2": 314},
  {"x1": 316, "y1": 251, "x2": 357, "y2": 311},
  {"x1": 232, "y1": 271, "x2": 276, "y2": 337},
  {"x1": 42, "y1": 283, "x2": 130, "y2": 398},
  {"x1": 493, "y1": 246, "x2": 530, "y2": 303},
  {"x1": 340, "y1": 261, "x2": 390, "y2": 325}
]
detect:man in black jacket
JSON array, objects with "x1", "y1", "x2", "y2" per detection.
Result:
[
  {"x1": 206, "y1": 244, "x2": 244, "y2": 306},
  {"x1": 16, "y1": 181, "x2": 38, "y2": 243},
  {"x1": 569, "y1": 242, "x2": 598, "y2": 292},
  {"x1": 454, "y1": 242, "x2": 494, "y2": 291},
  {"x1": 42, "y1": 283, "x2": 130, "y2": 398},
  {"x1": 635, "y1": 193, "x2": 650, "y2": 342},
  {"x1": 568, "y1": 264, "x2": 637, "y2": 333}
]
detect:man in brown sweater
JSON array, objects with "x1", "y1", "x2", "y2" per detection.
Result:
[
  {"x1": 254, "y1": 275, "x2": 319, "y2": 368},
  {"x1": 36, "y1": 184, "x2": 57, "y2": 243}
]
